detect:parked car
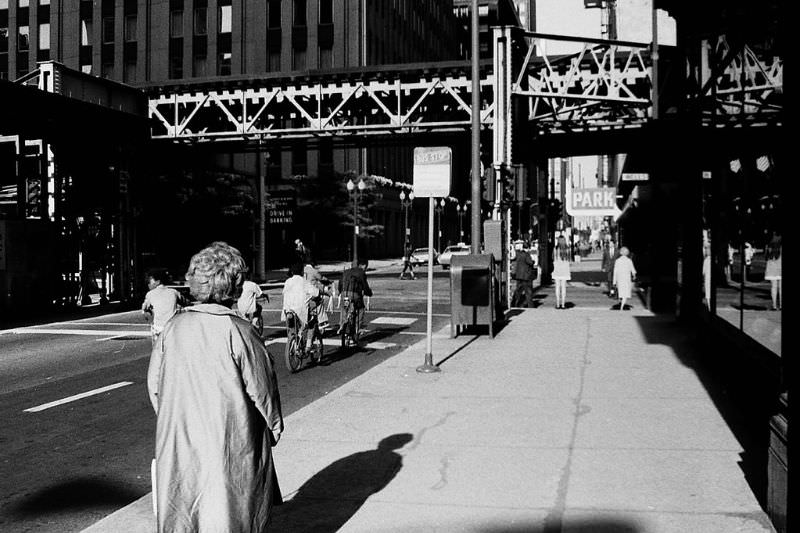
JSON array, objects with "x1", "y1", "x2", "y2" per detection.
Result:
[
  {"x1": 438, "y1": 243, "x2": 471, "y2": 269},
  {"x1": 411, "y1": 247, "x2": 438, "y2": 266}
]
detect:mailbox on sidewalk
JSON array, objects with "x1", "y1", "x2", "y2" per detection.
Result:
[{"x1": 450, "y1": 254, "x2": 498, "y2": 338}]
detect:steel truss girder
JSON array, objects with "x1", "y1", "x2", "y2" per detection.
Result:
[
  {"x1": 511, "y1": 31, "x2": 654, "y2": 134},
  {"x1": 693, "y1": 35, "x2": 783, "y2": 127},
  {"x1": 148, "y1": 73, "x2": 496, "y2": 141}
]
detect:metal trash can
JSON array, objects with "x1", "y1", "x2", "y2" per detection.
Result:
[{"x1": 450, "y1": 253, "x2": 497, "y2": 338}]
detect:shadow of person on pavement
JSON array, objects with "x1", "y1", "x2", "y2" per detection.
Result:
[
  {"x1": 269, "y1": 433, "x2": 413, "y2": 532},
  {"x1": 9, "y1": 476, "x2": 143, "y2": 516}
]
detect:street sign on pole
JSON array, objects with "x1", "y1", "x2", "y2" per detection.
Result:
[
  {"x1": 413, "y1": 146, "x2": 450, "y2": 374},
  {"x1": 413, "y1": 147, "x2": 451, "y2": 198}
]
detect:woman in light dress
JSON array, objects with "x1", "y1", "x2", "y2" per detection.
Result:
[
  {"x1": 764, "y1": 236, "x2": 782, "y2": 310},
  {"x1": 613, "y1": 246, "x2": 637, "y2": 310},
  {"x1": 552, "y1": 235, "x2": 571, "y2": 309}
]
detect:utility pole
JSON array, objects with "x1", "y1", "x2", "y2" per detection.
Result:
[{"x1": 470, "y1": 0, "x2": 481, "y2": 254}]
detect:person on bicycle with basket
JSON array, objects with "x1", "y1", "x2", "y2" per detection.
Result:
[
  {"x1": 282, "y1": 263, "x2": 321, "y2": 344},
  {"x1": 337, "y1": 257, "x2": 373, "y2": 337}
]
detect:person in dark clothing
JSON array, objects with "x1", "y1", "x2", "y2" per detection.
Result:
[
  {"x1": 400, "y1": 241, "x2": 416, "y2": 280},
  {"x1": 337, "y1": 258, "x2": 373, "y2": 334},
  {"x1": 511, "y1": 243, "x2": 536, "y2": 308},
  {"x1": 294, "y1": 239, "x2": 313, "y2": 266}
]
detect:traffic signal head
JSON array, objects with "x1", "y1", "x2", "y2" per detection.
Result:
[{"x1": 482, "y1": 165, "x2": 495, "y2": 204}]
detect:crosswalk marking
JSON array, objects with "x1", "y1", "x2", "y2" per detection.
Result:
[
  {"x1": 9, "y1": 328, "x2": 150, "y2": 337},
  {"x1": 24, "y1": 382, "x2": 134, "y2": 413},
  {"x1": 370, "y1": 317, "x2": 417, "y2": 325},
  {"x1": 264, "y1": 337, "x2": 397, "y2": 350}
]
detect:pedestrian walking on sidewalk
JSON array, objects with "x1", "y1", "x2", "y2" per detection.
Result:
[
  {"x1": 400, "y1": 241, "x2": 416, "y2": 279},
  {"x1": 601, "y1": 237, "x2": 619, "y2": 297},
  {"x1": 613, "y1": 246, "x2": 637, "y2": 310},
  {"x1": 141, "y1": 268, "x2": 186, "y2": 347},
  {"x1": 511, "y1": 241, "x2": 535, "y2": 307},
  {"x1": 147, "y1": 241, "x2": 284, "y2": 533},
  {"x1": 553, "y1": 235, "x2": 571, "y2": 309},
  {"x1": 764, "y1": 234, "x2": 782, "y2": 310}
]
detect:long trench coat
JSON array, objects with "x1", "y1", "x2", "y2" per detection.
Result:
[{"x1": 147, "y1": 304, "x2": 284, "y2": 533}]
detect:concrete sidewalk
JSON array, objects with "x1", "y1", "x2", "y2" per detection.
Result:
[{"x1": 83, "y1": 288, "x2": 774, "y2": 532}]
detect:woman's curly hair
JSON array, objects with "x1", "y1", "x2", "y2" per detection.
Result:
[{"x1": 186, "y1": 241, "x2": 247, "y2": 304}]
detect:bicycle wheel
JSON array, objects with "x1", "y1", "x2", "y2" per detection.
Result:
[{"x1": 284, "y1": 333, "x2": 302, "y2": 372}]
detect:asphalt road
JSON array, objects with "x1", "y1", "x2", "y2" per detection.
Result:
[{"x1": 0, "y1": 265, "x2": 453, "y2": 533}]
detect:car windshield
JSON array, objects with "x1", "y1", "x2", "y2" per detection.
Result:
[{"x1": 413, "y1": 248, "x2": 429, "y2": 254}]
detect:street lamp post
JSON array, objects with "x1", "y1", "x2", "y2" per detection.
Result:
[
  {"x1": 347, "y1": 178, "x2": 366, "y2": 265},
  {"x1": 434, "y1": 198, "x2": 446, "y2": 253},
  {"x1": 399, "y1": 190, "x2": 414, "y2": 248},
  {"x1": 457, "y1": 202, "x2": 470, "y2": 243}
]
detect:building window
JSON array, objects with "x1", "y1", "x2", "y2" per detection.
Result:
[
  {"x1": 0, "y1": 52, "x2": 7, "y2": 79},
  {"x1": 0, "y1": 0, "x2": 7, "y2": 7},
  {"x1": 292, "y1": 48, "x2": 305, "y2": 70},
  {"x1": 0, "y1": 26, "x2": 7, "y2": 54},
  {"x1": 102, "y1": 16, "x2": 114, "y2": 43},
  {"x1": 124, "y1": 14, "x2": 136, "y2": 41},
  {"x1": 39, "y1": 0, "x2": 49, "y2": 4},
  {"x1": 101, "y1": 61, "x2": 113, "y2": 78},
  {"x1": 318, "y1": 46, "x2": 332, "y2": 69},
  {"x1": 17, "y1": 25, "x2": 29, "y2": 50},
  {"x1": 193, "y1": 7, "x2": 207, "y2": 35},
  {"x1": 293, "y1": 0, "x2": 306, "y2": 26},
  {"x1": 170, "y1": 10, "x2": 183, "y2": 37},
  {"x1": 169, "y1": 52, "x2": 182, "y2": 78},
  {"x1": 18, "y1": 0, "x2": 28, "y2": 6},
  {"x1": 218, "y1": 4, "x2": 231, "y2": 33},
  {"x1": 80, "y1": 63, "x2": 91, "y2": 74},
  {"x1": 319, "y1": 0, "x2": 332, "y2": 24},
  {"x1": 123, "y1": 59, "x2": 135, "y2": 82},
  {"x1": 267, "y1": 0, "x2": 280, "y2": 28},
  {"x1": 38, "y1": 22, "x2": 49, "y2": 49},
  {"x1": 268, "y1": 51, "x2": 280, "y2": 71},
  {"x1": 80, "y1": 19, "x2": 92, "y2": 46},
  {"x1": 193, "y1": 54, "x2": 206, "y2": 76},
  {"x1": 218, "y1": 51, "x2": 230, "y2": 75},
  {"x1": 291, "y1": 145, "x2": 307, "y2": 176},
  {"x1": 15, "y1": 50, "x2": 27, "y2": 74}
]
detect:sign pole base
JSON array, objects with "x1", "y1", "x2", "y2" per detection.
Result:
[{"x1": 416, "y1": 352, "x2": 440, "y2": 373}]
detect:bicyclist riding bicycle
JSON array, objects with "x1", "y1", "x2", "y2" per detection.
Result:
[
  {"x1": 236, "y1": 273, "x2": 268, "y2": 332},
  {"x1": 282, "y1": 262, "x2": 321, "y2": 341},
  {"x1": 303, "y1": 264, "x2": 333, "y2": 332},
  {"x1": 337, "y1": 257, "x2": 373, "y2": 335}
]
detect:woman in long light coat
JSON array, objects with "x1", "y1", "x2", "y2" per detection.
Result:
[
  {"x1": 613, "y1": 245, "x2": 637, "y2": 310},
  {"x1": 148, "y1": 241, "x2": 284, "y2": 532}
]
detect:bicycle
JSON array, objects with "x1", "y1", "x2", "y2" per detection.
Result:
[
  {"x1": 284, "y1": 304, "x2": 324, "y2": 372},
  {"x1": 340, "y1": 296, "x2": 369, "y2": 349}
]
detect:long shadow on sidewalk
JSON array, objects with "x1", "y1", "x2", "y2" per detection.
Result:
[
  {"x1": 269, "y1": 433, "x2": 413, "y2": 532},
  {"x1": 633, "y1": 315, "x2": 778, "y2": 512}
]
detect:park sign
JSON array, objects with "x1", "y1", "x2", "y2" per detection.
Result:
[
  {"x1": 565, "y1": 187, "x2": 621, "y2": 217},
  {"x1": 413, "y1": 147, "x2": 451, "y2": 198}
]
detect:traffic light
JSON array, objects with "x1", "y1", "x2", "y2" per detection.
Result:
[
  {"x1": 502, "y1": 166, "x2": 515, "y2": 205},
  {"x1": 547, "y1": 198, "x2": 562, "y2": 222},
  {"x1": 26, "y1": 179, "x2": 41, "y2": 218},
  {"x1": 481, "y1": 165, "x2": 495, "y2": 204}
]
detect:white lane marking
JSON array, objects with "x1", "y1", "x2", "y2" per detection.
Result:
[
  {"x1": 370, "y1": 317, "x2": 417, "y2": 325},
  {"x1": 9, "y1": 328, "x2": 150, "y2": 337},
  {"x1": 264, "y1": 338, "x2": 397, "y2": 350},
  {"x1": 59, "y1": 322, "x2": 151, "y2": 327},
  {"x1": 24, "y1": 381, "x2": 134, "y2": 413}
]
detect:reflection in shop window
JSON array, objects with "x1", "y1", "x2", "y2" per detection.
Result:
[{"x1": 709, "y1": 154, "x2": 781, "y2": 357}]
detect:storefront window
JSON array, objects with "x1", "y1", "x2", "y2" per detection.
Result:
[{"x1": 709, "y1": 155, "x2": 781, "y2": 356}]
